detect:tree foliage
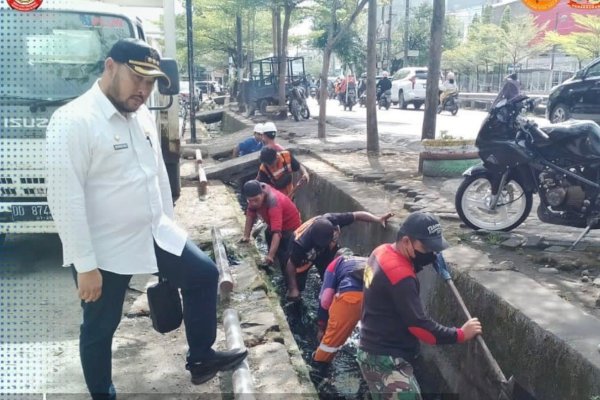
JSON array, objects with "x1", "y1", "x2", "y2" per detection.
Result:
[
  {"x1": 545, "y1": 14, "x2": 600, "y2": 65},
  {"x1": 174, "y1": 0, "x2": 272, "y2": 74},
  {"x1": 390, "y1": 3, "x2": 461, "y2": 68},
  {"x1": 443, "y1": 14, "x2": 549, "y2": 75}
]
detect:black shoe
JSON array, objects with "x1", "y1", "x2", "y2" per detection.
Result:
[{"x1": 186, "y1": 349, "x2": 248, "y2": 385}]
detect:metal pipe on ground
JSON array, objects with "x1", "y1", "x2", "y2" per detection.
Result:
[
  {"x1": 223, "y1": 309, "x2": 256, "y2": 400},
  {"x1": 211, "y1": 227, "x2": 234, "y2": 300},
  {"x1": 195, "y1": 149, "x2": 208, "y2": 195}
]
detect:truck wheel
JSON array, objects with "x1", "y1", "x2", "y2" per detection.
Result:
[
  {"x1": 414, "y1": 102, "x2": 423, "y2": 110},
  {"x1": 259, "y1": 99, "x2": 269, "y2": 115}
]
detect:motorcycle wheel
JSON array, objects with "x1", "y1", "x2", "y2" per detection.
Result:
[
  {"x1": 451, "y1": 106, "x2": 459, "y2": 116},
  {"x1": 301, "y1": 106, "x2": 310, "y2": 119},
  {"x1": 385, "y1": 100, "x2": 390, "y2": 110},
  {"x1": 437, "y1": 105, "x2": 442, "y2": 114},
  {"x1": 349, "y1": 103, "x2": 353, "y2": 111},
  {"x1": 291, "y1": 99, "x2": 300, "y2": 122},
  {"x1": 455, "y1": 174, "x2": 532, "y2": 232}
]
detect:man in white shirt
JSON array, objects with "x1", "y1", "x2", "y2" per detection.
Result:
[{"x1": 46, "y1": 39, "x2": 246, "y2": 400}]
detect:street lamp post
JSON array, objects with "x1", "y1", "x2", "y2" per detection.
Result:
[{"x1": 186, "y1": 0, "x2": 197, "y2": 143}]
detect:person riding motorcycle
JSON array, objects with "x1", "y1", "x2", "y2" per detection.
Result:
[
  {"x1": 439, "y1": 71, "x2": 458, "y2": 106},
  {"x1": 357, "y1": 73, "x2": 367, "y2": 97},
  {"x1": 339, "y1": 74, "x2": 357, "y2": 105},
  {"x1": 376, "y1": 71, "x2": 392, "y2": 101}
]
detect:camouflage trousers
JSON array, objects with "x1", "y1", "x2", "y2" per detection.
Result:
[{"x1": 357, "y1": 348, "x2": 422, "y2": 400}]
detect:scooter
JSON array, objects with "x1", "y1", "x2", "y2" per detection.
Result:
[
  {"x1": 359, "y1": 92, "x2": 367, "y2": 107},
  {"x1": 342, "y1": 84, "x2": 357, "y2": 111},
  {"x1": 377, "y1": 89, "x2": 392, "y2": 110},
  {"x1": 437, "y1": 92, "x2": 459, "y2": 115}
]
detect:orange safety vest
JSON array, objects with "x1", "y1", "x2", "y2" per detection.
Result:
[
  {"x1": 293, "y1": 216, "x2": 318, "y2": 273},
  {"x1": 259, "y1": 151, "x2": 294, "y2": 196}
]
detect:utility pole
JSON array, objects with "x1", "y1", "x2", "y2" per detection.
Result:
[
  {"x1": 403, "y1": 0, "x2": 409, "y2": 67},
  {"x1": 185, "y1": 0, "x2": 196, "y2": 143}
]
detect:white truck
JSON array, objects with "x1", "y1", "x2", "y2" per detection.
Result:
[{"x1": 0, "y1": 1, "x2": 180, "y2": 246}]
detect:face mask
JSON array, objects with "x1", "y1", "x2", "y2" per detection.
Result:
[{"x1": 412, "y1": 249, "x2": 437, "y2": 272}]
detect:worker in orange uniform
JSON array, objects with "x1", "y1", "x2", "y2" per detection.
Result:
[{"x1": 313, "y1": 249, "x2": 366, "y2": 364}]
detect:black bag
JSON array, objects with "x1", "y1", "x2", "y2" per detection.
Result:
[{"x1": 147, "y1": 277, "x2": 183, "y2": 334}]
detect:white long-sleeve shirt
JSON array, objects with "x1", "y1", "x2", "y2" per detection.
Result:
[{"x1": 46, "y1": 82, "x2": 187, "y2": 275}]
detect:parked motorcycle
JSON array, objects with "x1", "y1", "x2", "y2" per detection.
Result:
[
  {"x1": 437, "y1": 92, "x2": 459, "y2": 115},
  {"x1": 289, "y1": 85, "x2": 310, "y2": 121},
  {"x1": 377, "y1": 89, "x2": 392, "y2": 110},
  {"x1": 310, "y1": 86, "x2": 317, "y2": 98},
  {"x1": 455, "y1": 87, "x2": 600, "y2": 248}
]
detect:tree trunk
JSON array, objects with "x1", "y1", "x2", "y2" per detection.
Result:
[
  {"x1": 421, "y1": 0, "x2": 444, "y2": 140},
  {"x1": 317, "y1": 0, "x2": 369, "y2": 139},
  {"x1": 366, "y1": 0, "x2": 379, "y2": 153},
  {"x1": 318, "y1": 46, "x2": 333, "y2": 139}
]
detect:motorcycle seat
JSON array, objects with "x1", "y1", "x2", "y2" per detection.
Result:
[
  {"x1": 541, "y1": 120, "x2": 600, "y2": 141},
  {"x1": 540, "y1": 120, "x2": 600, "y2": 158}
]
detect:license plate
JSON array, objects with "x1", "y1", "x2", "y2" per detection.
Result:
[{"x1": 11, "y1": 205, "x2": 53, "y2": 222}]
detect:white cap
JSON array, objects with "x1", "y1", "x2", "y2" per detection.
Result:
[
  {"x1": 446, "y1": 72, "x2": 455, "y2": 80},
  {"x1": 382, "y1": 71, "x2": 389, "y2": 77},
  {"x1": 262, "y1": 121, "x2": 277, "y2": 134},
  {"x1": 253, "y1": 123, "x2": 264, "y2": 133}
]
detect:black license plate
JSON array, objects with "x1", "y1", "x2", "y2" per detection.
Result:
[{"x1": 11, "y1": 205, "x2": 53, "y2": 222}]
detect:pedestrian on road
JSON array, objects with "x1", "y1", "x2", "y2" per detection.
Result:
[
  {"x1": 240, "y1": 180, "x2": 302, "y2": 269},
  {"x1": 256, "y1": 147, "x2": 309, "y2": 198},
  {"x1": 358, "y1": 211, "x2": 482, "y2": 399},
  {"x1": 46, "y1": 39, "x2": 247, "y2": 400},
  {"x1": 261, "y1": 121, "x2": 285, "y2": 151},
  {"x1": 233, "y1": 123, "x2": 264, "y2": 157},
  {"x1": 313, "y1": 249, "x2": 367, "y2": 364},
  {"x1": 285, "y1": 211, "x2": 393, "y2": 301}
]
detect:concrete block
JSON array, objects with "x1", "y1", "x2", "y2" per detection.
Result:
[
  {"x1": 500, "y1": 237, "x2": 524, "y2": 249},
  {"x1": 523, "y1": 235, "x2": 544, "y2": 248}
]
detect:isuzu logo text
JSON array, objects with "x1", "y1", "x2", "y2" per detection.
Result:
[{"x1": 2, "y1": 117, "x2": 49, "y2": 128}]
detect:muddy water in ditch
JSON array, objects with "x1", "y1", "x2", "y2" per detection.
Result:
[
  {"x1": 253, "y1": 233, "x2": 370, "y2": 400},
  {"x1": 228, "y1": 181, "x2": 367, "y2": 399}
]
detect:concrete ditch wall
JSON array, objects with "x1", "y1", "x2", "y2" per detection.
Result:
[{"x1": 293, "y1": 154, "x2": 600, "y2": 400}]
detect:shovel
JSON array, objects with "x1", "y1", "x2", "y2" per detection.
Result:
[{"x1": 433, "y1": 254, "x2": 536, "y2": 400}]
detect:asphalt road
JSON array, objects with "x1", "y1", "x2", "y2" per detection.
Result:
[{"x1": 309, "y1": 97, "x2": 548, "y2": 143}]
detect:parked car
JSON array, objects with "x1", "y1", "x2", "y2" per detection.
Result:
[
  {"x1": 547, "y1": 57, "x2": 600, "y2": 123},
  {"x1": 390, "y1": 67, "x2": 442, "y2": 110}
]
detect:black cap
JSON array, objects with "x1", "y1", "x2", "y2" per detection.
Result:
[
  {"x1": 260, "y1": 147, "x2": 277, "y2": 164},
  {"x1": 242, "y1": 180, "x2": 263, "y2": 197},
  {"x1": 108, "y1": 39, "x2": 170, "y2": 88},
  {"x1": 311, "y1": 218, "x2": 335, "y2": 248},
  {"x1": 397, "y1": 212, "x2": 449, "y2": 252}
]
